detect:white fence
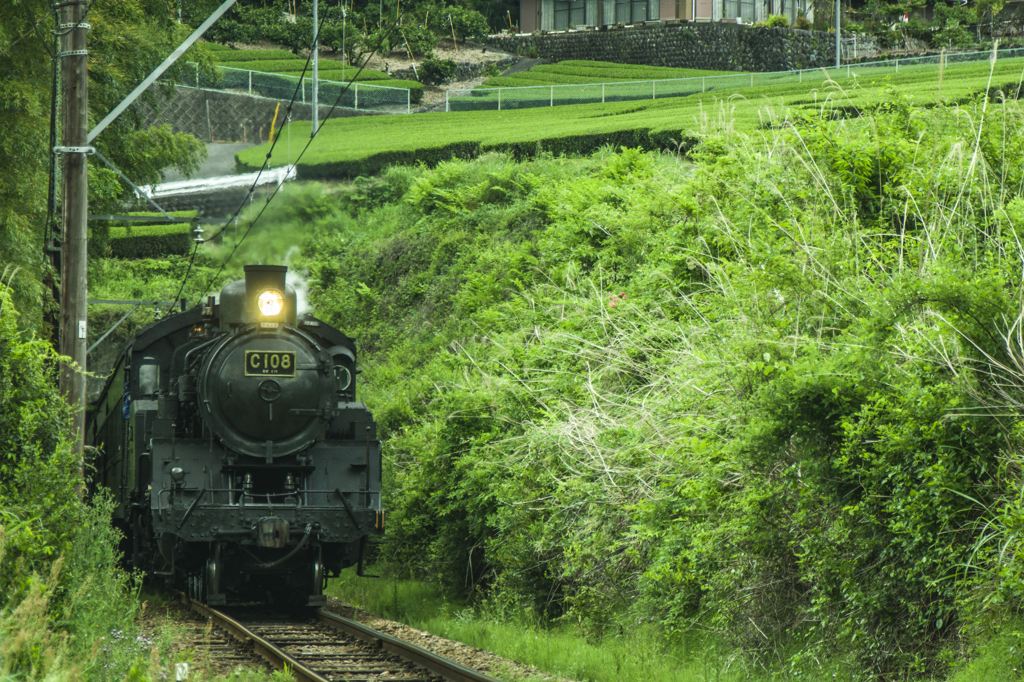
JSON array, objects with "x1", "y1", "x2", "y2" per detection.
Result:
[
  {"x1": 445, "y1": 46, "x2": 1024, "y2": 112},
  {"x1": 181, "y1": 63, "x2": 412, "y2": 114}
]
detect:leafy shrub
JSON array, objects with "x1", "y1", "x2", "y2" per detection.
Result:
[
  {"x1": 756, "y1": 14, "x2": 790, "y2": 27},
  {"x1": 0, "y1": 284, "x2": 162, "y2": 680},
  {"x1": 794, "y1": 14, "x2": 812, "y2": 29},
  {"x1": 432, "y1": 6, "x2": 491, "y2": 42},
  {"x1": 420, "y1": 56, "x2": 459, "y2": 85},
  {"x1": 401, "y1": 25, "x2": 438, "y2": 56}
]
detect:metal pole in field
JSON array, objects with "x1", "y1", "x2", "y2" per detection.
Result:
[
  {"x1": 835, "y1": 0, "x2": 841, "y2": 69},
  {"x1": 312, "y1": 0, "x2": 319, "y2": 136},
  {"x1": 58, "y1": 0, "x2": 90, "y2": 469}
]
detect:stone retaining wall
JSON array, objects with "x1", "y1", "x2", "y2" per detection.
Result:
[
  {"x1": 486, "y1": 23, "x2": 837, "y2": 72},
  {"x1": 392, "y1": 55, "x2": 518, "y2": 84}
]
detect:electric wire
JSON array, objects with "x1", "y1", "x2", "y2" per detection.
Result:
[
  {"x1": 193, "y1": 29, "x2": 395, "y2": 303},
  {"x1": 0, "y1": 8, "x2": 54, "y2": 60},
  {"x1": 164, "y1": 14, "x2": 330, "y2": 315}
]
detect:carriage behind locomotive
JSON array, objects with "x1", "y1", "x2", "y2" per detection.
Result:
[{"x1": 87, "y1": 265, "x2": 383, "y2": 605}]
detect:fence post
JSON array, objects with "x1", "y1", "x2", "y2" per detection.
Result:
[
  {"x1": 847, "y1": 64, "x2": 850, "y2": 78},
  {"x1": 799, "y1": 70, "x2": 802, "y2": 83},
  {"x1": 602, "y1": 83, "x2": 605, "y2": 103},
  {"x1": 750, "y1": 73, "x2": 753, "y2": 86},
  {"x1": 652, "y1": 80, "x2": 656, "y2": 99},
  {"x1": 407, "y1": 88, "x2": 410, "y2": 114},
  {"x1": 446, "y1": 89, "x2": 449, "y2": 113},
  {"x1": 248, "y1": 70, "x2": 252, "y2": 96},
  {"x1": 551, "y1": 85, "x2": 554, "y2": 107},
  {"x1": 302, "y1": 77, "x2": 306, "y2": 104},
  {"x1": 702, "y1": 76, "x2": 705, "y2": 92},
  {"x1": 355, "y1": 83, "x2": 359, "y2": 110},
  {"x1": 895, "y1": 59, "x2": 899, "y2": 73},
  {"x1": 498, "y1": 88, "x2": 502, "y2": 111}
]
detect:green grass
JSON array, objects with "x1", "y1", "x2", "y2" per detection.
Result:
[
  {"x1": 236, "y1": 56, "x2": 1024, "y2": 179},
  {"x1": 210, "y1": 48, "x2": 296, "y2": 61},
  {"x1": 480, "y1": 60, "x2": 737, "y2": 88},
  {"x1": 327, "y1": 569, "x2": 749, "y2": 682},
  {"x1": 218, "y1": 60, "x2": 390, "y2": 81}
]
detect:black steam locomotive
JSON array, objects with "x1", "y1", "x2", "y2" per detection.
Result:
[{"x1": 87, "y1": 265, "x2": 382, "y2": 606}]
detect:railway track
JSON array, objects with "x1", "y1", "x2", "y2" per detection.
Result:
[{"x1": 186, "y1": 598, "x2": 502, "y2": 682}]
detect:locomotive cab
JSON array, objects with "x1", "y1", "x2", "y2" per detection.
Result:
[{"x1": 87, "y1": 265, "x2": 383, "y2": 607}]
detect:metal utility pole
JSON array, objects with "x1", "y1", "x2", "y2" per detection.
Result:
[
  {"x1": 58, "y1": 0, "x2": 90, "y2": 460},
  {"x1": 311, "y1": 0, "x2": 319, "y2": 137},
  {"x1": 835, "y1": 0, "x2": 841, "y2": 68}
]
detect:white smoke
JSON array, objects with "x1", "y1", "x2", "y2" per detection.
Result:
[{"x1": 285, "y1": 246, "x2": 311, "y2": 314}]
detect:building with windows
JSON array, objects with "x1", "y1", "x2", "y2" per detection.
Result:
[{"x1": 519, "y1": 0, "x2": 810, "y2": 33}]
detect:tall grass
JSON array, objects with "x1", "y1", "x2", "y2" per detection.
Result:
[{"x1": 303, "y1": 51, "x2": 1024, "y2": 679}]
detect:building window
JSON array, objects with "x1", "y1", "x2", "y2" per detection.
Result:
[
  {"x1": 723, "y1": 0, "x2": 754, "y2": 22},
  {"x1": 772, "y1": 0, "x2": 805, "y2": 24},
  {"x1": 614, "y1": 0, "x2": 654, "y2": 23},
  {"x1": 554, "y1": 0, "x2": 587, "y2": 28}
]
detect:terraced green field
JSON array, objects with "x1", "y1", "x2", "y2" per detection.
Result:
[
  {"x1": 236, "y1": 55, "x2": 1024, "y2": 179},
  {"x1": 206, "y1": 46, "x2": 422, "y2": 102},
  {"x1": 480, "y1": 60, "x2": 737, "y2": 88}
]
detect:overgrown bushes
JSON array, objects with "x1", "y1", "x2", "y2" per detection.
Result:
[
  {"x1": 299, "y1": 84, "x2": 1024, "y2": 678},
  {"x1": 0, "y1": 285, "x2": 147, "y2": 680}
]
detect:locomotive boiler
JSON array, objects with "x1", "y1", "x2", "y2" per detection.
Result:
[{"x1": 87, "y1": 265, "x2": 383, "y2": 606}]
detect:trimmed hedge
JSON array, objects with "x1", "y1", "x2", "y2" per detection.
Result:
[
  {"x1": 480, "y1": 61, "x2": 739, "y2": 88},
  {"x1": 549, "y1": 60, "x2": 736, "y2": 76},
  {"x1": 108, "y1": 223, "x2": 193, "y2": 259},
  {"x1": 534, "y1": 63, "x2": 737, "y2": 79},
  {"x1": 482, "y1": 72, "x2": 638, "y2": 87},
  {"x1": 363, "y1": 79, "x2": 423, "y2": 99},
  {"x1": 117, "y1": 210, "x2": 197, "y2": 225},
  {"x1": 211, "y1": 48, "x2": 295, "y2": 61},
  {"x1": 219, "y1": 60, "x2": 389, "y2": 81}
]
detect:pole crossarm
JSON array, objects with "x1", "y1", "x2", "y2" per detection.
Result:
[{"x1": 86, "y1": 0, "x2": 239, "y2": 144}]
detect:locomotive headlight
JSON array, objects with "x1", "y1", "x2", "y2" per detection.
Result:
[{"x1": 257, "y1": 289, "x2": 284, "y2": 317}]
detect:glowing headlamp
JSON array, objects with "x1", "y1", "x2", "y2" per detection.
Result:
[{"x1": 257, "y1": 289, "x2": 284, "y2": 317}]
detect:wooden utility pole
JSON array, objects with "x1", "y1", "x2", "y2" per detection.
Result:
[{"x1": 58, "y1": 0, "x2": 90, "y2": 461}]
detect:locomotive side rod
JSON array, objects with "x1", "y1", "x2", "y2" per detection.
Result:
[{"x1": 186, "y1": 598, "x2": 329, "y2": 682}]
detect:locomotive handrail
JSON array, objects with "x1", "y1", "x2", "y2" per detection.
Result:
[{"x1": 156, "y1": 486, "x2": 381, "y2": 512}]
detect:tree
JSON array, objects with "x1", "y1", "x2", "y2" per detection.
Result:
[{"x1": 0, "y1": 0, "x2": 209, "y2": 330}]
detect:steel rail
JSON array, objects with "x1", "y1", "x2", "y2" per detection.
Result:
[
  {"x1": 186, "y1": 599, "x2": 329, "y2": 682},
  {"x1": 185, "y1": 597, "x2": 502, "y2": 682},
  {"x1": 315, "y1": 609, "x2": 503, "y2": 682}
]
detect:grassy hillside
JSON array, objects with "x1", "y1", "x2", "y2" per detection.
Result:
[
  {"x1": 237, "y1": 54, "x2": 1024, "y2": 178},
  {"x1": 294, "y1": 73, "x2": 1024, "y2": 679}
]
